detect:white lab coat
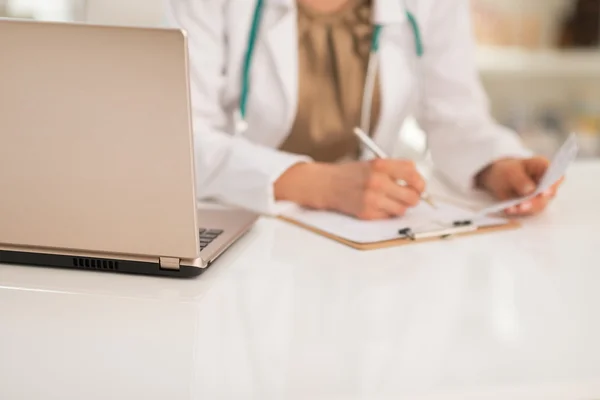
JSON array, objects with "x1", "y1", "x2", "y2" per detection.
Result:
[{"x1": 166, "y1": 0, "x2": 531, "y2": 215}]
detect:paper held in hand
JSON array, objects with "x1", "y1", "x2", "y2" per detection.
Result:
[{"x1": 477, "y1": 133, "x2": 579, "y2": 216}]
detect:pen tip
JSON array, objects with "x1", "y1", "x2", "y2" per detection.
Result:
[{"x1": 423, "y1": 196, "x2": 436, "y2": 208}]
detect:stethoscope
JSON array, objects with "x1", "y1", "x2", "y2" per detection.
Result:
[{"x1": 236, "y1": 0, "x2": 425, "y2": 141}]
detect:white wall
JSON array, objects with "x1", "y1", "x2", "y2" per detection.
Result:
[
  {"x1": 4, "y1": 0, "x2": 81, "y2": 20},
  {"x1": 84, "y1": 0, "x2": 164, "y2": 26}
]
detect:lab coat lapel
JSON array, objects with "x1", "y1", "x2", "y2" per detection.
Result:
[
  {"x1": 372, "y1": 0, "x2": 416, "y2": 153},
  {"x1": 264, "y1": 0, "x2": 298, "y2": 132}
]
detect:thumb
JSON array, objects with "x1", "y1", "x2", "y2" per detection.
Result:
[
  {"x1": 523, "y1": 156, "x2": 550, "y2": 182},
  {"x1": 507, "y1": 163, "x2": 537, "y2": 196}
]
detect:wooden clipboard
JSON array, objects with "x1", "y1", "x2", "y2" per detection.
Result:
[{"x1": 278, "y1": 215, "x2": 521, "y2": 251}]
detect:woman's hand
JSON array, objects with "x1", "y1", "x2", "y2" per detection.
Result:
[
  {"x1": 274, "y1": 159, "x2": 426, "y2": 220},
  {"x1": 476, "y1": 156, "x2": 563, "y2": 216}
]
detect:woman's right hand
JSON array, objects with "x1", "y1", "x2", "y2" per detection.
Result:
[{"x1": 274, "y1": 159, "x2": 426, "y2": 220}]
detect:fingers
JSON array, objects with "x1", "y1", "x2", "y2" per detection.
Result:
[
  {"x1": 355, "y1": 173, "x2": 419, "y2": 220},
  {"x1": 357, "y1": 192, "x2": 407, "y2": 220},
  {"x1": 366, "y1": 173, "x2": 420, "y2": 208},
  {"x1": 506, "y1": 165, "x2": 537, "y2": 197},
  {"x1": 356, "y1": 208, "x2": 391, "y2": 220},
  {"x1": 523, "y1": 156, "x2": 550, "y2": 183},
  {"x1": 504, "y1": 177, "x2": 563, "y2": 217},
  {"x1": 543, "y1": 181, "x2": 561, "y2": 198},
  {"x1": 550, "y1": 177, "x2": 565, "y2": 193},
  {"x1": 373, "y1": 194, "x2": 408, "y2": 218},
  {"x1": 350, "y1": 159, "x2": 433, "y2": 220},
  {"x1": 505, "y1": 196, "x2": 549, "y2": 216},
  {"x1": 371, "y1": 159, "x2": 426, "y2": 194},
  {"x1": 505, "y1": 182, "x2": 559, "y2": 216}
]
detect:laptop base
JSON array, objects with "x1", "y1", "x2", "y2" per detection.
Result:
[{"x1": 0, "y1": 250, "x2": 204, "y2": 278}]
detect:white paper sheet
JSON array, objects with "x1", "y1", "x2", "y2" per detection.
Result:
[
  {"x1": 477, "y1": 133, "x2": 579, "y2": 216},
  {"x1": 281, "y1": 202, "x2": 509, "y2": 244}
]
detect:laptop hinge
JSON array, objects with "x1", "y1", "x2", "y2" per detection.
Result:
[{"x1": 159, "y1": 257, "x2": 180, "y2": 271}]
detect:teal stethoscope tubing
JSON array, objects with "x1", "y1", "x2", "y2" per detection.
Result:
[{"x1": 238, "y1": 0, "x2": 424, "y2": 134}]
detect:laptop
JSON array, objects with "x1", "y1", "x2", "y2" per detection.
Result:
[{"x1": 0, "y1": 19, "x2": 258, "y2": 278}]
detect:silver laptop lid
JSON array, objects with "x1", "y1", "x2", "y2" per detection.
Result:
[{"x1": 0, "y1": 19, "x2": 200, "y2": 260}]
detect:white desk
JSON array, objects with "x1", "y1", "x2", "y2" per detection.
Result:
[{"x1": 1, "y1": 161, "x2": 600, "y2": 400}]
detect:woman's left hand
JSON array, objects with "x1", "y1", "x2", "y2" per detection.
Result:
[{"x1": 476, "y1": 156, "x2": 563, "y2": 216}]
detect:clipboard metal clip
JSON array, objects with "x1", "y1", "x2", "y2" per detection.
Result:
[
  {"x1": 441, "y1": 220, "x2": 474, "y2": 240},
  {"x1": 398, "y1": 228, "x2": 416, "y2": 241},
  {"x1": 453, "y1": 220, "x2": 473, "y2": 227},
  {"x1": 399, "y1": 220, "x2": 475, "y2": 241}
]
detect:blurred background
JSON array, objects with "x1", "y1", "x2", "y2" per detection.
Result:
[{"x1": 2, "y1": 0, "x2": 599, "y2": 159}]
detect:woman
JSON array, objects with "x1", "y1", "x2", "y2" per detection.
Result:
[{"x1": 166, "y1": 0, "x2": 560, "y2": 219}]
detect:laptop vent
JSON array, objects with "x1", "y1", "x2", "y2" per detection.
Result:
[{"x1": 72, "y1": 257, "x2": 119, "y2": 271}]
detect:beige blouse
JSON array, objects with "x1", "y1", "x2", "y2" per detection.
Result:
[{"x1": 278, "y1": 0, "x2": 381, "y2": 162}]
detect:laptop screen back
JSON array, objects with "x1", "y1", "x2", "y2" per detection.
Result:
[{"x1": 0, "y1": 20, "x2": 200, "y2": 260}]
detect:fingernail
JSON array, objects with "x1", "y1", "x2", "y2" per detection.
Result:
[
  {"x1": 519, "y1": 202, "x2": 532, "y2": 212},
  {"x1": 543, "y1": 189, "x2": 553, "y2": 197}
]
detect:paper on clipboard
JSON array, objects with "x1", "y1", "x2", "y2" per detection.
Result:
[
  {"x1": 477, "y1": 133, "x2": 579, "y2": 216},
  {"x1": 280, "y1": 202, "x2": 509, "y2": 245}
]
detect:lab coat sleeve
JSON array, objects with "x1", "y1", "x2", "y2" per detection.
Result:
[
  {"x1": 166, "y1": 0, "x2": 309, "y2": 215},
  {"x1": 416, "y1": 0, "x2": 532, "y2": 192}
]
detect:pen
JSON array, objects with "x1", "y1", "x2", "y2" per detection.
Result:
[{"x1": 353, "y1": 127, "x2": 436, "y2": 208}]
